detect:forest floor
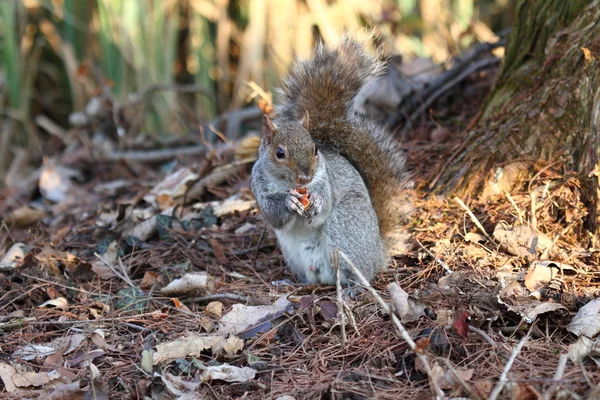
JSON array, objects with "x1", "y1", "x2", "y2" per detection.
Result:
[{"x1": 1, "y1": 64, "x2": 600, "y2": 400}]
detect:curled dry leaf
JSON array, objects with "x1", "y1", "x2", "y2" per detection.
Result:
[
  {"x1": 4, "y1": 205, "x2": 47, "y2": 226},
  {"x1": 218, "y1": 296, "x2": 292, "y2": 335},
  {"x1": 567, "y1": 298, "x2": 600, "y2": 337},
  {"x1": 152, "y1": 334, "x2": 244, "y2": 365},
  {"x1": 500, "y1": 297, "x2": 567, "y2": 323},
  {"x1": 388, "y1": 282, "x2": 426, "y2": 323},
  {"x1": 567, "y1": 336, "x2": 599, "y2": 365},
  {"x1": 0, "y1": 362, "x2": 18, "y2": 392},
  {"x1": 525, "y1": 261, "x2": 577, "y2": 292},
  {"x1": 430, "y1": 361, "x2": 474, "y2": 390},
  {"x1": 150, "y1": 167, "x2": 200, "y2": 209},
  {"x1": 201, "y1": 364, "x2": 257, "y2": 383},
  {"x1": 38, "y1": 297, "x2": 69, "y2": 310},
  {"x1": 161, "y1": 272, "x2": 213, "y2": 296},
  {"x1": 0, "y1": 243, "x2": 28, "y2": 270},
  {"x1": 195, "y1": 196, "x2": 256, "y2": 218},
  {"x1": 39, "y1": 159, "x2": 80, "y2": 203},
  {"x1": 206, "y1": 301, "x2": 224, "y2": 318},
  {"x1": 493, "y1": 224, "x2": 553, "y2": 260}
]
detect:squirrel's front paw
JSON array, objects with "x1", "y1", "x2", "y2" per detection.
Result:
[
  {"x1": 307, "y1": 192, "x2": 324, "y2": 223},
  {"x1": 286, "y1": 190, "x2": 308, "y2": 217}
]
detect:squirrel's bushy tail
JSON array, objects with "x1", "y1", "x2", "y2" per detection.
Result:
[
  {"x1": 276, "y1": 35, "x2": 384, "y2": 124},
  {"x1": 276, "y1": 35, "x2": 411, "y2": 246}
]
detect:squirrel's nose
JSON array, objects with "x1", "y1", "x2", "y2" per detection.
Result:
[{"x1": 296, "y1": 175, "x2": 311, "y2": 186}]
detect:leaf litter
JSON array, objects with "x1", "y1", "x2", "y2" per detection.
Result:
[{"x1": 1, "y1": 74, "x2": 600, "y2": 400}]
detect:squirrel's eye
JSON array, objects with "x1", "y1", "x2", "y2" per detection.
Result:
[
  {"x1": 314, "y1": 146, "x2": 318, "y2": 156},
  {"x1": 275, "y1": 147, "x2": 286, "y2": 159}
]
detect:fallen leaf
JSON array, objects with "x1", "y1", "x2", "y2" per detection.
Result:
[
  {"x1": 161, "y1": 272, "x2": 213, "y2": 296},
  {"x1": 388, "y1": 283, "x2": 426, "y2": 323},
  {"x1": 430, "y1": 361, "x2": 474, "y2": 390},
  {"x1": 501, "y1": 298, "x2": 567, "y2": 323},
  {"x1": 201, "y1": 364, "x2": 256, "y2": 383},
  {"x1": 318, "y1": 300, "x2": 338, "y2": 321},
  {"x1": 567, "y1": 336, "x2": 598, "y2": 364},
  {"x1": 91, "y1": 241, "x2": 118, "y2": 279},
  {"x1": 493, "y1": 224, "x2": 553, "y2": 260},
  {"x1": 452, "y1": 310, "x2": 470, "y2": 338},
  {"x1": 0, "y1": 242, "x2": 28, "y2": 270},
  {"x1": 141, "y1": 350, "x2": 153, "y2": 374},
  {"x1": 206, "y1": 301, "x2": 223, "y2": 318},
  {"x1": 39, "y1": 297, "x2": 69, "y2": 310},
  {"x1": 218, "y1": 296, "x2": 292, "y2": 336},
  {"x1": 152, "y1": 334, "x2": 244, "y2": 364},
  {"x1": 139, "y1": 271, "x2": 159, "y2": 289},
  {"x1": 39, "y1": 159, "x2": 81, "y2": 203},
  {"x1": 12, "y1": 369, "x2": 62, "y2": 388},
  {"x1": 209, "y1": 238, "x2": 227, "y2": 264},
  {"x1": 40, "y1": 380, "x2": 86, "y2": 399},
  {"x1": 150, "y1": 168, "x2": 199, "y2": 209},
  {"x1": 0, "y1": 362, "x2": 18, "y2": 392},
  {"x1": 13, "y1": 344, "x2": 57, "y2": 361},
  {"x1": 4, "y1": 205, "x2": 47, "y2": 226},
  {"x1": 568, "y1": 298, "x2": 600, "y2": 337}
]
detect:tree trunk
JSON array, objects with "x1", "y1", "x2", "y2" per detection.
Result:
[{"x1": 433, "y1": 0, "x2": 600, "y2": 231}]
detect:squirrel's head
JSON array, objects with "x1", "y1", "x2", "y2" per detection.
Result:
[{"x1": 261, "y1": 113, "x2": 319, "y2": 187}]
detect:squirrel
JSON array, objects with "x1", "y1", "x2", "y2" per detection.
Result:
[{"x1": 251, "y1": 35, "x2": 410, "y2": 285}]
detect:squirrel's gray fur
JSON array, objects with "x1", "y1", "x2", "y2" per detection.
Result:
[{"x1": 251, "y1": 35, "x2": 410, "y2": 285}]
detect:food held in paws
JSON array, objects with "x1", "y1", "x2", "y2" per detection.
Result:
[{"x1": 296, "y1": 188, "x2": 311, "y2": 210}]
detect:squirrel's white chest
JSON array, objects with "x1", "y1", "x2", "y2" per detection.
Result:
[{"x1": 275, "y1": 222, "x2": 334, "y2": 284}]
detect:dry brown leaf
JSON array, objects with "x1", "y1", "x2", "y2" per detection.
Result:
[
  {"x1": 139, "y1": 271, "x2": 159, "y2": 289},
  {"x1": 209, "y1": 238, "x2": 227, "y2": 264},
  {"x1": 4, "y1": 205, "x2": 47, "y2": 226},
  {"x1": 12, "y1": 369, "x2": 62, "y2": 388},
  {"x1": 388, "y1": 282, "x2": 426, "y2": 323},
  {"x1": 493, "y1": 224, "x2": 553, "y2": 260},
  {"x1": 39, "y1": 297, "x2": 69, "y2": 310},
  {"x1": 206, "y1": 301, "x2": 223, "y2": 318},
  {"x1": 430, "y1": 361, "x2": 474, "y2": 390},
  {"x1": 153, "y1": 334, "x2": 244, "y2": 364}
]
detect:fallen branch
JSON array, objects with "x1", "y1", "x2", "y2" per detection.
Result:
[{"x1": 386, "y1": 40, "x2": 504, "y2": 131}]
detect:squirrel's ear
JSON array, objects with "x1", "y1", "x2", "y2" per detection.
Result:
[
  {"x1": 262, "y1": 115, "x2": 276, "y2": 145},
  {"x1": 301, "y1": 110, "x2": 310, "y2": 130}
]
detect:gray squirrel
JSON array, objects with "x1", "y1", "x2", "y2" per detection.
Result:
[{"x1": 251, "y1": 36, "x2": 410, "y2": 285}]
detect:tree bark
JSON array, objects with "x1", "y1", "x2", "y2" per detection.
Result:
[{"x1": 433, "y1": 0, "x2": 600, "y2": 232}]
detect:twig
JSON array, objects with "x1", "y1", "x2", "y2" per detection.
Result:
[
  {"x1": 185, "y1": 293, "x2": 250, "y2": 304},
  {"x1": 454, "y1": 197, "x2": 498, "y2": 246},
  {"x1": 541, "y1": 353, "x2": 568, "y2": 400},
  {"x1": 94, "y1": 253, "x2": 136, "y2": 288},
  {"x1": 338, "y1": 251, "x2": 446, "y2": 400},
  {"x1": 468, "y1": 325, "x2": 496, "y2": 347},
  {"x1": 530, "y1": 191, "x2": 537, "y2": 230},
  {"x1": 399, "y1": 58, "x2": 499, "y2": 133},
  {"x1": 504, "y1": 191, "x2": 524, "y2": 225},
  {"x1": 415, "y1": 239, "x2": 453, "y2": 274},
  {"x1": 96, "y1": 144, "x2": 205, "y2": 163},
  {"x1": 333, "y1": 250, "x2": 347, "y2": 348},
  {"x1": 488, "y1": 324, "x2": 533, "y2": 400},
  {"x1": 252, "y1": 224, "x2": 268, "y2": 269},
  {"x1": 386, "y1": 40, "x2": 504, "y2": 130}
]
